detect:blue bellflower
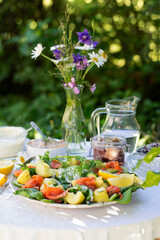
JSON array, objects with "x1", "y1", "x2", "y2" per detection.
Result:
[
  {"x1": 77, "y1": 29, "x2": 92, "y2": 45},
  {"x1": 77, "y1": 29, "x2": 99, "y2": 47},
  {"x1": 53, "y1": 48, "x2": 63, "y2": 60},
  {"x1": 73, "y1": 52, "x2": 84, "y2": 63}
]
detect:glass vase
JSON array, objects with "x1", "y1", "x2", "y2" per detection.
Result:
[{"x1": 62, "y1": 86, "x2": 86, "y2": 154}]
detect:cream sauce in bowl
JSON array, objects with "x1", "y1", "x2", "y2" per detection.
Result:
[
  {"x1": 0, "y1": 126, "x2": 27, "y2": 158},
  {"x1": 27, "y1": 139, "x2": 67, "y2": 158},
  {"x1": 28, "y1": 139, "x2": 66, "y2": 149}
]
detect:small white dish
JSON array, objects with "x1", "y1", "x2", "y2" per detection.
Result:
[
  {"x1": 0, "y1": 126, "x2": 27, "y2": 158},
  {"x1": 26, "y1": 139, "x2": 67, "y2": 158}
]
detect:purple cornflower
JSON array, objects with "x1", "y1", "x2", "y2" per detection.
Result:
[
  {"x1": 90, "y1": 83, "x2": 96, "y2": 94},
  {"x1": 83, "y1": 56, "x2": 89, "y2": 67},
  {"x1": 53, "y1": 48, "x2": 63, "y2": 60},
  {"x1": 77, "y1": 29, "x2": 92, "y2": 45},
  {"x1": 73, "y1": 86, "x2": 80, "y2": 94},
  {"x1": 73, "y1": 53, "x2": 84, "y2": 63},
  {"x1": 76, "y1": 56, "x2": 89, "y2": 70},
  {"x1": 76, "y1": 62, "x2": 85, "y2": 70}
]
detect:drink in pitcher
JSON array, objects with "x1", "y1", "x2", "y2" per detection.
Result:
[{"x1": 91, "y1": 97, "x2": 141, "y2": 153}]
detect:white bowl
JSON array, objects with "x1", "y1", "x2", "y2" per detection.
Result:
[
  {"x1": 0, "y1": 126, "x2": 27, "y2": 158},
  {"x1": 26, "y1": 139, "x2": 67, "y2": 158}
]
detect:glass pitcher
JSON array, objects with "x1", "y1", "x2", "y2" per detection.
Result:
[{"x1": 91, "y1": 96, "x2": 140, "y2": 152}]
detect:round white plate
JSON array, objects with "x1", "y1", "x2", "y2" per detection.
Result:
[
  {"x1": 13, "y1": 194, "x2": 116, "y2": 209},
  {"x1": 10, "y1": 180, "x2": 116, "y2": 209}
]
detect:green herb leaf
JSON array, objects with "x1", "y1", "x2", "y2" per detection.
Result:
[
  {"x1": 58, "y1": 166, "x2": 82, "y2": 182},
  {"x1": 80, "y1": 159, "x2": 104, "y2": 176},
  {"x1": 17, "y1": 164, "x2": 36, "y2": 176},
  {"x1": 12, "y1": 180, "x2": 23, "y2": 188},
  {"x1": 14, "y1": 188, "x2": 45, "y2": 201},
  {"x1": 116, "y1": 188, "x2": 132, "y2": 204},
  {"x1": 14, "y1": 189, "x2": 30, "y2": 198},
  {"x1": 56, "y1": 177, "x2": 70, "y2": 190},
  {"x1": 142, "y1": 171, "x2": 160, "y2": 187},
  {"x1": 69, "y1": 185, "x2": 88, "y2": 193},
  {"x1": 121, "y1": 185, "x2": 140, "y2": 194},
  {"x1": 85, "y1": 189, "x2": 94, "y2": 203},
  {"x1": 28, "y1": 167, "x2": 36, "y2": 176},
  {"x1": 68, "y1": 185, "x2": 93, "y2": 203},
  {"x1": 41, "y1": 199, "x2": 55, "y2": 203},
  {"x1": 39, "y1": 151, "x2": 51, "y2": 165},
  {"x1": 116, "y1": 186, "x2": 141, "y2": 204},
  {"x1": 109, "y1": 193, "x2": 118, "y2": 201}
]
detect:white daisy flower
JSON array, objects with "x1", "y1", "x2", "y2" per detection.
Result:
[
  {"x1": 50, "y1": 45, "x2": 65, "y2": 51},
  {"x1": 98, "y1": 49, "x2": 108, "y2": 62},
  {"x1": 16, "y1": 151, "x2": 28, "y2": 163},
  {"x1": 88, "y1": 51, "x2": 104, "y2": 68},
  {"x1": 31, "y1": 43, "x2": 44, "y2": 59},
  {"x1": 75, "y1": 44, "x2": 94, "y2": 51}
]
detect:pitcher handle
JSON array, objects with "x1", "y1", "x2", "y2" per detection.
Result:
[{"x1": 91, "y1": 107, "x2": 107, "y2": 136}]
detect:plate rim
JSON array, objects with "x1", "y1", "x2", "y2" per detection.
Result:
[{"x1": 10, "y1": 180, "x2": 117, "y2": 209}]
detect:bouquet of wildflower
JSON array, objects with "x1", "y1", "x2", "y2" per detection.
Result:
[
  {"x1": 31, "y1": 28, "x2": 107, "y2": 95},
  {"x1": 31, "y1": 23, "x2": 108, "y2": 153}
]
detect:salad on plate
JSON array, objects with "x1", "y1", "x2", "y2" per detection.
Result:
[{"x1": 11, "y1": 152, "x2": 143, "y2": 207}]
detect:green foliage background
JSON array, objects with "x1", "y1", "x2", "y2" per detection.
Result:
[{"x1": 0, "y1": 0, "x2": 160, "y2": 144}]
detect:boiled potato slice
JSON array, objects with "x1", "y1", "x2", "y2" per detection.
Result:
[
  {"x1": 49, "y1": 169, "x2": 58, "y2": 177},
  {"x1": 95, "y1": 177, "x2": 109, "y2": 188},
  {"x1": 101, "y1": 182, "x2": 109, "y2": 188},
  {"x1": 71, "y1": 180, "x2": 76, "y2": 187},
  {"x1": 87, "y1": 173, "x2": 97, "y2": 178},
  {"x1": 43, "y1": 178, "x2": 58, "y2": 186},
  {"x1": 36, "y1": 163, "x2": 53, "y2": 178},
  {"x1": 17, "y1": 169, "x2": 31, "y2": 184},
  {"x1": 93, "y1": 187, "x2": 109, "y2": 203},
  {"x1": 65, "y1": 191, "x2": 85, "y2": 205},
  {"x1": 69, "y1": 158, "x2": 78, "y2": 165},
  {"x1": 95, "y1": 177, "x2": 104, "y2": 188},
  {"x1": 40, "y1": 177, "x2": 59, "y2": 191}
]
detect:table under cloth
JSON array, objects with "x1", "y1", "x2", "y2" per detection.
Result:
[{"x1": 1, "y1": 143, "x2": 160, "y2": 240}]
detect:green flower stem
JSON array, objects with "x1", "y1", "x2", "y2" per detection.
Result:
[
  {"x1": 77, "y1": 70, "x2": 80, "y2": 83},
  {"x1": 41, "y1": 53, "x2": 53, "y2": 62},
  {"x1": 82, "y1": 62, "x2": 95, "y2": 82},
  {"x1": 41, "y1": 53, "x2": 67, "y2": 82}
]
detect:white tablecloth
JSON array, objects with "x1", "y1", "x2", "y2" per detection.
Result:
[{"x1": 1, "y1": 143, "x2": 160, "y2": 240}]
